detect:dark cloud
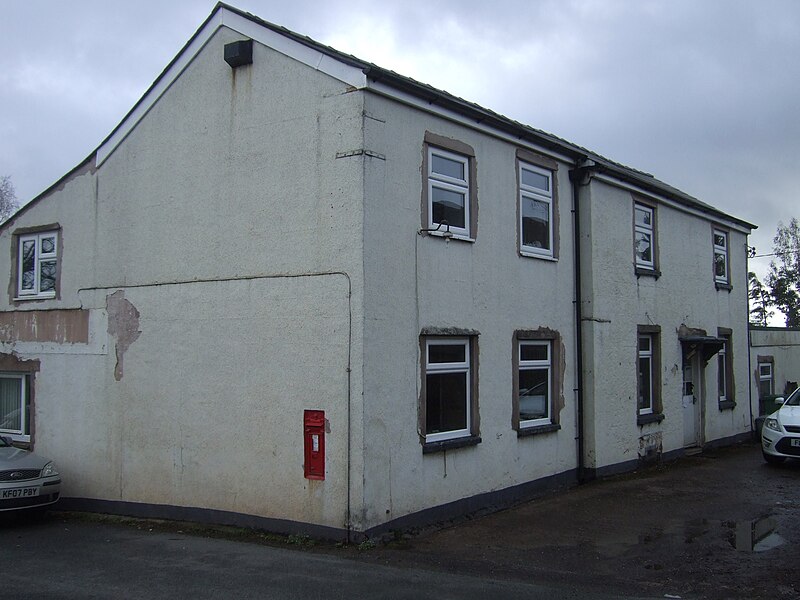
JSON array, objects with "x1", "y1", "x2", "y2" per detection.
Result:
[{"x1": 1, "y1": 0, "x2": 798, "y2": 276}]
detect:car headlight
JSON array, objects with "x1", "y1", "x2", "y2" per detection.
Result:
[
  {"x1": 41, "y1": 461, "x2": 59, "y2": 477},
  {"x1": 764, "y1": 418, "x2": 781, "y2": 432}
]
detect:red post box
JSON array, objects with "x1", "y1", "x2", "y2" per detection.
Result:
[{"x1": 303, "y1": 409, "x2": 325, "y2": 480}]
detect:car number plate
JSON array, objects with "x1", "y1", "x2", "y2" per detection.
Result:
[
  {"x1": 791, "y1": 439, "x2": 800, "y2": 448},
  {"x1": 1, "y1": 487, "x2": 39, "y2": 499}
]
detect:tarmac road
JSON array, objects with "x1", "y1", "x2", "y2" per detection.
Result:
[{"x1": 1, "y1": 442, "x2": 797, "y2": 599}]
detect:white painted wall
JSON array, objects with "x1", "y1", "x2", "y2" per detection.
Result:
[
  {"x1": 581, "y1": 179, "x2": 752, "y2": 470},
  {"x1": 0, "y1": 27, "x2": 366, "y2": 531},
  {"x1": 358, "y1": 93, "x2": 578, "y2": 527}
]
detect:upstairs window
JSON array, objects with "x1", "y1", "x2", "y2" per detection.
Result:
[
  {"x1": 17, "y1": 231, "x2": 58, "y2": 299},
  {"x1": 713, "y1": 229, "x2": 729, "y2": 285},
  {"x1": 427, "y1": 147, "x2": 470, "y2": 238},
  {"x1": 634, "y1": 203, "x2": 656, "y2": 271},
  {"x1": 519, "y1": 163, "x2": 554, "y2": 258}
]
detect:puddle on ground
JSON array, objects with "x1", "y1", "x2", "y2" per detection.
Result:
[{"x1": 733, "y1": 516, "x2": 786, "y2": 552}]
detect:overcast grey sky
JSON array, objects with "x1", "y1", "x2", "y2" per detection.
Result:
[{"x1": 1, "y1": 0, "x2": 798, "y2": 286}]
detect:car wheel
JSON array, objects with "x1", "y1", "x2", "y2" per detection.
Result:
[{"x1": 762, "y1": 451, "x2": 786, "y2": 465}]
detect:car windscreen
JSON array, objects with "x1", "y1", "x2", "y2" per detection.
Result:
[{"x1": 786, "y1": 387, "x2": 800, "y2": 406}]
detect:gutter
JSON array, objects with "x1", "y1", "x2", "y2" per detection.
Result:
[{"x1": 569, "y1": 158, "x2": 597, "y2": 484}]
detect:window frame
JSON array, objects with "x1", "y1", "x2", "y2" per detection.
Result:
[
  {"x1": 12, "y1": 225, "x2": 61, "y2": 302},
  {"x1": 713, "y1": 228, "x2": 730, "y2": 286},
  {"x1": 0, "y1": 372, "x2": 30, "y2": 443},
  {"x1": 518, "y1": 162, "x2": 553, "y2": 258},
  {"x1": 513, "y1": 329, "x2": 562, "y2": 436},
  {"x1": 758, "y1": 361, "x2": 774, "y2": 398},
  {"x1": 420, "y1": 335, "x2": 480, "y2": 449},
  {"x1": 637, "y1": 325, "x2": 663, "y2": 424},
  {"x1": 633, "y1": 200, "x2": 658, "y2": 274},
  {"x1": 421, "y1": 132, "x2": 477, "y2": 241},
  {"x1": 717, "y1": 328, "x2": 735, "y2": 408}
]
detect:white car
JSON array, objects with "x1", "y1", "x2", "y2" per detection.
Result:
[
  {"x1": 0, "y1": 436, "x2": 61, "y2": 512},
  {"x1": 761, "y1": 386, "x2": 800, "y2": 464}
]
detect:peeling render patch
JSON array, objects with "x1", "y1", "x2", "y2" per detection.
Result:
[
  {"x1": 639, "y1": 431, "x2": 663, "y2": 464},
  {"x1": 106, "y1": 291, "x2": 141, "y2": 381},
  {"x1": 0, "y1": 352, "x2": 41, "y2": 372},
  {"x1": 0, "y1": 310, "x2": 90, "y2": 344}
]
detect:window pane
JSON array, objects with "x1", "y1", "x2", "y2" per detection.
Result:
[
  {"x1": 714, "y1": 233, "x2": 726, "y2": 248},
  {"x1": 431, "y1": 186, "x2": 466, "y2": 229},
  {"x1": 521, "y1": 197, "x2": 550, "y2": 250},
  {"x1": 635, "y1": 206, "x2": 652, "y2": 227},
  {"x1": 638, "y1": 357, "x2": 652, "y2": 411},
  {"x1": 426, "y1": 372, "x2": 467, "y2": 434},
  {"x1": 759, "y1": 364, "x2": 771, "y2": 377},
  {"x1": 0, "y1": 378, "x2": 22, "y2": 432},
  {"x1": 429, "y1": 343, "x2": 466, "y2": 364},
  {"x1": 431, "y1": 154, "x2": 465, "y2": 180},
  {"x1": 715, "y1": 253, "x2": 727, "y2": 278},
  {"x1": 41, "y1": 236, "x2": 56, "y2": 254},
  {"x1": 519, "y1": 368, "x2": 548, "y2": 420},
  {"x1": 718, "y1": 354, "x2": 726, "y2": 397},
  {"x1": 40, "y1": 260, "x2": 57, "y2": 292},
  {"x1": 521, "y1": 168, "x2": 549, "y2": 192},
  {"x1": 21, "y1": 240, "x2": 36, "y2": 291},
  {"x1": 638, "y1": 336, "x2": 651, "y2": 352},
  {"x1": 635, "y1": 231, "x2": 652, "y2": 264},
  {"x1": 520, "y1": 343, "x2": 548, "y2": 362}
]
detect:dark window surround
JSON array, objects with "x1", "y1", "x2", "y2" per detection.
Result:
[
  {"x1": 512, "y1": 328, "x2": 563, "y2": 437},
  {"x1": 9, "y1": 223, "x2": 62, "y2": 304},
  {"x1": 516, "y1": 148, "x2": 560, "y2": 260},
  {"x1": 636, "y1": 324, "x2": 663, "y2": 425},
  {"x1": 717, "y1": 327, "x2": 736, "y2": 410},
  {"x1": 421, "y1": 132, "x2": 478, "y2": 241},
  {"x1": 419, "y1": 328, "x2": 480, "y2": 453}
]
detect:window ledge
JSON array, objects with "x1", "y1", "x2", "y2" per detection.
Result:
[
  {"x1": 715, "y1": 282, "x2": 732, "y2": 292},
  {"x1": 718, "y1": 400, "x2": 736, "y2": 411},
  {"x1": 423, "y1": 230, "x2": 475, "y2": 243},
  {"x1": 519, "y1": 250, "x2": 557, "y2": 262},
  {"x1": 13, "y1": 294, "x2": 56, "y2": 302},
  {"x1": 423, "y1": 435, "x2": 481, "y2": 454},
  {"x1": 637, "y1": 412, "x2": 665, "y2": 426},
  {"x1": 635, "y1": 267, "x2": 661, "y2": 279},
  {"x1": 517, "y1": 423, "x2": 560, "y2": 437}
]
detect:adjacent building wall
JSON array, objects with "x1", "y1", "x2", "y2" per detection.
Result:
[{"x1": 750, "y1": 326, "x2": 800, "y2": 410}]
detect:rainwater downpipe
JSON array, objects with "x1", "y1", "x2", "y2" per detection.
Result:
[{"x1": 569, "y1": 159, "x2": 597, "y2": 484}]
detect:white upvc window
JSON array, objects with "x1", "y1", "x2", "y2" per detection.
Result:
[
  {"x1": 637, "y1": 334, "x2": 654, "y2": 415},
  {"x1": 713, "y1": 229, "x2": 729, "y2": 284},
  {"x1": 634, "y1": 204, "x2": 655, "y2": 269},
  {"x1": 717, "y1": 344, "x2": 727, "y2": 402},
  {"x1": 759, "y1": 363, "x2": 773, "y2": 397},
  {"x1": 0, "y1": 373, "x2": 29, "y2": 442},
  {"x1": 424, "y1": 338, "x2": 471, "y2": 443},
  {"x1": 18, "y1": 231, "x2": 58, "y2": 299},
  {"x1": 518, "y1": 341, "x2": 552, "y2": 426},
  {"x1": 519, "y1": 162, "x2": 553, "y2": 258},
  {"x1": 427, "y1": 147, "x2": 470, "y2": 238}
]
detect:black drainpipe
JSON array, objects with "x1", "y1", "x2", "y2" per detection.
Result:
[{"x1": 569, "y1": 159, "x2": 597, "y2": 484}]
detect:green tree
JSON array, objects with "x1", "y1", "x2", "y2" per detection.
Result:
[
  {"x1": 748, "y1": 271, "x2": 773, "y2": 326},
  {"x1": 766, "y1": 218, "x2": 800, "y2": 327},
  {"x1": 0, "y1": 175, "x2": 18, "y2": 222}
]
